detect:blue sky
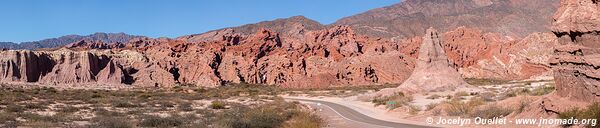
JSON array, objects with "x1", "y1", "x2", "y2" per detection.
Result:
[{"x1": 0, "y1": 0, "x2": 399, "y2": 43}]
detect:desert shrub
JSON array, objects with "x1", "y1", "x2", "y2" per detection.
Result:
[
  {"x1": 470, "y1": 104, "x2": 513, "y2": 118},
  {"x1": 178, "y1": 102, "x2": 194, "y2": 112},
  {"x1": 89, "y1": 116, "x2": 132, "y2": 128},
  {"x1": 94, "y1": 108, "x2": 125, "y2": 117},
  {"x1": 408, "y1": 104, "x2": 421, "y2": 115},
  {"x1": 426, "y1": 94, "x2": 442, "y2": 99},
  {"x1": 505, "y1": 88, "x2": 530, "y2": 97},
  {"x1": 58, "y1": 105, "x2": 81, "y2": 113},
  {"x1": 445, "y1": 98, "x2": 485, "y2": 117},
  {"x1": 464, "y1": 78, "x2": 510, "y2": 86},
  {"x1": 19, "y1": 112, "x2": 64, "y2": 122},
  {"x1": 426, "y1": 103, "x2": 440, "y2": 111},
  {"x1": 0, "y1": 112, "x2": 16, "y2": 124},
  {"x1": 138, "y1": 115, "x2": 184, "y2": 128},
  {"x1": 516, "y1": 100, "x2": 529, "y2": 114},
  {"x1": 477, "y1": 92, "x2": 497, "y2": 102},
  {"x1": 23, "y1": 103, "x2": 48, "y2": 110},
  {"x1": 112, "y1": 100, "x2": 139, "y2": 108},
  {"x1": 243, "y1": 107, "x2": 286, "y2": 128},
  {"x1": 216, "y1": 99, "x2": 314, "y2": 128},
  {"x1": 558, "y1": 103, "x2": 600, "y2": 128},
  {"x1": 372, "y1": 92, "x2": 413, "y2": 110},
  {"x1": 5, "y1": 104, "x2": 25, "y2": 113},
  {"x1": 454, "y1": 91, "x2": 470, "y2": 97},
  {"x1": 531, "y1": 85, "x2": 555, "y2": 96},
  {"x1": 284, "y1": 111, "x2": 324, "y2": 128},
  {"x1": 210, "y1": 101, "x2": 226, "y2": 109}
]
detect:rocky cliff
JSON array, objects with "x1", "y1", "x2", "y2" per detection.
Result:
[
  {"x1": 515, "y1": 0, "x2": 600, "y2": 118},
  {"x1": 0, "y1": 26, "x2": 416, "y2": 88},
  {"x1": 549, "y1": 0, "x2": 600, "y2": 102},
  {"x1": 397, "y1": 27, "x2": 559, "y2": 80}
]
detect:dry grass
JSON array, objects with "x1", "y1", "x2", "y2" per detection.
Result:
[
  {"x1": 284, "y1": 111, "x2": 324, "y2": 128},
  {"x1": 558, "y1": 103, "x2": 600, "y2": 128},
  {"x1": 464, "y1": 78, "x2": 510, "y2": 86},
  {"x1": 0, "y1": 85, "x2": 321, "y2": 128},
  {"x1": 445, "y1": 98, "x2": 485, "y2": 117},
  {"x1": 470, "y1": 104, "x2": 513, "y2": 118},
  {"x1": 371, "y1": 92, "x2": 414, "y2": 110}
]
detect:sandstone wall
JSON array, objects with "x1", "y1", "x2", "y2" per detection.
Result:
[{"x1": 549, "y1": 0, "x2": 600, "y2": 102}]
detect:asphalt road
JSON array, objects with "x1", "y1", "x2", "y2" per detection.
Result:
[{"x1": 286, "y1": 98, "x2": 435, "y2": 128}]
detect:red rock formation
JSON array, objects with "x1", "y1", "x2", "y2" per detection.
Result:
[
  {"x1": 375, "y1": 28, "x2": 470, "y2": 95},
  {"x1": 549, "y1": 0, "x2": 600, "y2": 102},
  {"x1": 514, "y1": 0, "x2": 600, "y2": 118},
  {"x1": 398, "y1": 27, "x2": 559, "y2": 80}
]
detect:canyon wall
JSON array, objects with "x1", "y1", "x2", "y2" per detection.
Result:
[
  {"x1": 0, "y1": 26, "x2": 415, "y2": 88},
  {"x1": 549, "y1": 0, "x2": 600, "y2": 102}
]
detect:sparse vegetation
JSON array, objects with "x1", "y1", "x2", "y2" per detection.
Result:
[
  {"x1": 0, "y1": 85, "x2": 322, "y2": 127},
  {"x1": 530, "y1": 85, "x2": 555, "y2": 96},
  {"x1": 465, "y1": 78, "x2": 510, "y2": 86},
  {"x1": 408, "y1": 104, "x2": 421, "y2": 115},
  {"x1": 89, "y1": 116, "x2": 132, "y2": 128},
  {"x1": 210, "y1": 101, "x2": 227, "y2": 109},
  {"x1": 284, "y1": 111, "x2": 324, "y2": 128},
  {"x1": 371, "y1": 92, "x2": 414, "y2": 110},
  {"x1": 558, "y1": 103, "x2": 600, "y2": 128},
  {"x1": 216, "y1": 98, "x2": 323, "y2": 128},
  {"x1": 426, "y1": 94, "x2": 442, "y2": 99},
  {"x1": 445, "y1": 97, "x2": 485, "y2": 117},
  {"x1": 470, "y1": 104, "x2": 513, "y2": 118},
  {"x1": 138, "y1": 115, "x2": 184, "y2": 128}
]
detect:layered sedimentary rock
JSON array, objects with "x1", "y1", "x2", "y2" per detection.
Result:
[
  {"x1": 443, "y1": 27, "x2": 559, "y2": 80},
  {"x1": 514, "y1": 0, "x2": 600, "y2": 118},
  {"x1": 396, "y1": 27, "x2": 559, "y2": 80},
  {"x1": 0, "y1": 26, "x2": 415, "y2": 88},
  {"x1": 549, "y1": 0, "x2": 600, "y2": 102},
  {"x1": 333, "y1": 0, "x2": 559, "y2": 39},
  {"x1": 375, "y1": 28, "x2": 470, "y2": 95},
  {"x1": 166, "y1": 26, "x2": 415, "y2": 88}
]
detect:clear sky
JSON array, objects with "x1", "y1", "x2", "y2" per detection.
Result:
[{"x1": 0, "y1": 0, "x2": 400, "y2": 43}]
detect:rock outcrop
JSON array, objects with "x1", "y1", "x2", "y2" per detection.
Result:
[
  {"x1": 549, "y1": 0, "x2": 600, "y2": 102},
  {"x1": 397, "y1": 27, "x2": 559, "y2": 80},
  {"x1": 443, "y1": 27, "x2": 559, "y2": 80},
  {"x1": 0, "y1": 26, "x2": 415, "y2": 88},
  {"x1": 514, "y1": 0, "x2": 600, "y2": 118},
  {"x1": 375, "y1": 28, "x2": 470, "y2": 95}
]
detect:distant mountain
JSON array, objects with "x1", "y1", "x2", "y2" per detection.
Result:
[
  {"x1": 333, "y1": 0, "x2": 560, "y2": 40},
  {"x1": 218, "y1": 15, "x2": 324, "y2": 35},
  {"x1": 179, "y1": 16, "x2": 325, "y2": 42},
  {"x1": 0, "y1": 33, "x2": 145, "y2": 50}
]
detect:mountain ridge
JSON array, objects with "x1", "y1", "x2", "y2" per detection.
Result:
[{"x1": 0, "y1": 32, "x2": 145, "y2": 50}]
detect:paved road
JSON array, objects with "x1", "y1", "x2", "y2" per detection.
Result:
[{"x1": 286, "y1": 98, "x2": 435, "y2": 128}]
